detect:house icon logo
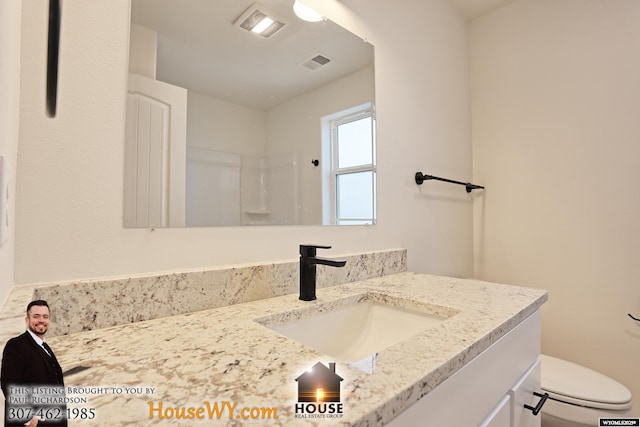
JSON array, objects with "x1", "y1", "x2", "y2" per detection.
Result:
[{"x1": 294, "y1": 362, "x2": 344, "y2": 418}]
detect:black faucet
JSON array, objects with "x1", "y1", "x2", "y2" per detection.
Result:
[{"x1": 299, "y1": 245, "x2": 347, "y2": 301}]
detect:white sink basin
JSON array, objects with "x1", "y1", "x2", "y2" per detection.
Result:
[{"x1": 256, "y1": 293, "x2": 459, "y2": 363}]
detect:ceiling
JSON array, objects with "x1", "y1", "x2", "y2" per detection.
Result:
[
  {"x1": 128, "y1": 0, "x2": 514, "y2": 111},
  {"x1": 448, "y1": 0, "x2": 516, "y2": 19},
  {"x1": 130, "y1": 0, "x2": 374, "y2": 111}
]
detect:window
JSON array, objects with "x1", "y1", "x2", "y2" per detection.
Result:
[{"x1": 324, "y1": 105, "x2": 376, "y2": 225}]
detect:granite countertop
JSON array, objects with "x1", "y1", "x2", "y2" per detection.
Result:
[{"x1": 42, "y1": 272, "x2": 546, "y2": 426}]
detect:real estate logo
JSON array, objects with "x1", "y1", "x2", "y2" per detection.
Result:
[{"x1": 294, "y1": 362, "x2": 344, "y2": 419}]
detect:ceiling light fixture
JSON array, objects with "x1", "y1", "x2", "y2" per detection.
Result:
[
  {"x1": 293, "y1": 0, "x2": 324, "y2": 22},
  {"x1": 251, "y1": 16, "x2": 275, "y2": 34},
  {"x1": 235, "y1": 3, "x2": 287, "y2": 38}
]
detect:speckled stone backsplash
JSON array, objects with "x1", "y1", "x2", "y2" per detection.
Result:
[{"x1": 17, "y1": 249, "x2": 405, "y2": 336}]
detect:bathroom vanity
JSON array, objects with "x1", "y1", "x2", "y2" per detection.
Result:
[
  {"x1": 13, "y1": 271, "x2": 547, "y2": 426},
  {"x1": 387, "y1": 309, "x2": 543, "y2": 427}
]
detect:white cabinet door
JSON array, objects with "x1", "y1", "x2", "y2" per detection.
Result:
[
  {"x1": 479, "y1": 395, "x2": 511, "y2": 427},
  {"x1": 510, "y1": 359, "x2": 543, "y2": 427}
]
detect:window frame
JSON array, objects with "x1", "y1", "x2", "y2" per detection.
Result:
[{"x1": 328, "y1": 105, "x2": 376, "y2": 225}]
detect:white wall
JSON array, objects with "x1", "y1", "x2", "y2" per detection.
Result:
[
  {"x1": 0, "y1": 0, "x2": 21, "y2": 305},
  {"x1": 15, "y1": 0, "x2": 473, "y2": 285},
  {"x1": 267, "y1": 66, "x2": 375, "y2": 225},
  {"x1": 187, "y1": 91, "x2": 266, "y2": 157},
  {"x1": 150, "y1": 66, "x2": 372, "y2": 227},
  {"x1": 471, "y1": 0, "x2": 640, "y2": 402}
]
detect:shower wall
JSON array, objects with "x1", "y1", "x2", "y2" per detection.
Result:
[
  {"x1": 186, "y1": 147, "x2": 241, "y2": 226},
  {"x1": 186, "y1": 147, "x2": 299, "y2": 226},
  {"x1": 265, "y1": 152, "x2": 299, "y2": 225}
]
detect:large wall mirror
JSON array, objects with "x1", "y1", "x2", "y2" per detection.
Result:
[{"x1": 124, "y1": 0, "x2": 376, "y2": 228}]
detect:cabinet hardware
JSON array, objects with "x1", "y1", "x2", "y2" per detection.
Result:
[{"x1": 524, "y1": 391, "x2": 549, "y2": 416}]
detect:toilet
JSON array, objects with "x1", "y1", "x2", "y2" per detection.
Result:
[{"x1": 540, "y1": 354, "x2": 635, "y2": 427}]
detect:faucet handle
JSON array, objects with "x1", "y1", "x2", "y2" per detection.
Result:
[{"x1": 300, "y1": 244, "x2": 331, "y2": 257}]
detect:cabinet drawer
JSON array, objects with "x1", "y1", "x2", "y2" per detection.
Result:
[{"x1": 510, "y1": 359, "x2": 542, "y2": 427}]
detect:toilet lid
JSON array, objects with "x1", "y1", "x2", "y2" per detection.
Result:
[{"x1": 540, "y1": 354, "x2": 632, "y2": 410}]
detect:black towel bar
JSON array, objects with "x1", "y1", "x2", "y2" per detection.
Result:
[{"x1": 415, "y1": 172, "x2": 484, "y2": 193}]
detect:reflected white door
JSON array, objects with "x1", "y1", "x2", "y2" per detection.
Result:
[{"x1": 124, "y1": 74, "x2": 187, "y2": 227}]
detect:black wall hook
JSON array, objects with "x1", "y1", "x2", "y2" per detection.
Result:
[
  {"x1": 629, "y1": 314, "x2": 640, "y2": 322},
  {"x1": 46, "y1": 0, "x2": 62, "y2": 118},
  {"x1": 311, "y1": 159, "x2": 319, "y2": 167}
]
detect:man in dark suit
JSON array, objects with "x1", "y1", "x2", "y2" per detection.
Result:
[{"x1": 1, "y1": 300, "x2": 67, "y2": 427}]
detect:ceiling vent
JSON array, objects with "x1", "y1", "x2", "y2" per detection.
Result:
[
  {"x1": 300, "y1": 53, "x2": 333, "y2": 71},
  {"x1": 234, "y1": 3, "x2": 287, "y2": 38}
]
